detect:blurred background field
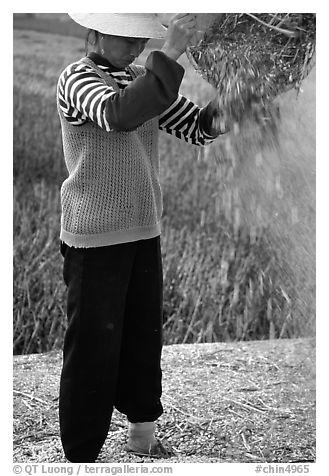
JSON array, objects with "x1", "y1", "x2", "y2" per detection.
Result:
[{"x1": 13, "y1": 14, "x2": 316, "y2": 355}]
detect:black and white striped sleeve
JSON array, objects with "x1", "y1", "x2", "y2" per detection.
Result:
[
  {"x1": 57, "y1": 51, "x2": 185, "y2": 132},
  {"x1": 158, "y1": 94, "x2": 217, "y2": 146},
  {"x1": 57, "y1": 62, "x2": 117, "y2": 131}
]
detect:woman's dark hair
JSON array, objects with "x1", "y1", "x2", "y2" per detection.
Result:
[{"x1": 85, "y1": 29, "x2": 100, "y2": 55}]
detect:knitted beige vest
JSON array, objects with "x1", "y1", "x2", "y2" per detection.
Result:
[{"x1": 57, "y1": 58, "x2": 162, "y2": 248}]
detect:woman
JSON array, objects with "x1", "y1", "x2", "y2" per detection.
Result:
[{"x1": 57, "y1": 12, "x2": 227, "y2": 463}]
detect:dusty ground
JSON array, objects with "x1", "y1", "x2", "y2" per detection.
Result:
[{"x1": 13, "y1": 337, "x2": 315, "y2": 463}]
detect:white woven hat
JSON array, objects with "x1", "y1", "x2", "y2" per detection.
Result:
[{"x1": 69, "y1": 13, "x2": 167, "y2": 39}]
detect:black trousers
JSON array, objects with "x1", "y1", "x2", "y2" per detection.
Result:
[{"x1": 59, "y1": 237, "x2": 164, "y2": 462}]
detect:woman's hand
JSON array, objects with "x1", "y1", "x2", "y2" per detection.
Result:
[
  {"x1": 161, "y1": 14, "x2": 197, "y2": 61},
  {"x1": 204, "y1": 95, "x2": 231, "y2": 136}
]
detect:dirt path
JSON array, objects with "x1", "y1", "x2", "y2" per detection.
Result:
[{"x1": 13, "y1": 337, "x2": 315, "y2": 463}]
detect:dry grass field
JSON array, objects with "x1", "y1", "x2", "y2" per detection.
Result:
[{"x1": 13, "y1": 20, "x2": 315, "y2": 354}]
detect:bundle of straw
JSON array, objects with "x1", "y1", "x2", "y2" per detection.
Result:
[{"x1": 187, "y1": 13, "x2": 316, "y2": 131}]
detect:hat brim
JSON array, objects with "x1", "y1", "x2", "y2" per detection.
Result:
[{"x1": 69, "y1": 13, "x2": 167, "y2": 39}]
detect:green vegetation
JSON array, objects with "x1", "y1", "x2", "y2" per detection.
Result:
[
  {"x1": 13, "y1": 13, "x2": 85, "y2": 39},
  {"x1": 13, "y1": 26, "x2": 315, "y2": 355}
]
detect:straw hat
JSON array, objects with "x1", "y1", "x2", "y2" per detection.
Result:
[{"x1": 69, "y1": 13, "x2": 167, "y2": 39}]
